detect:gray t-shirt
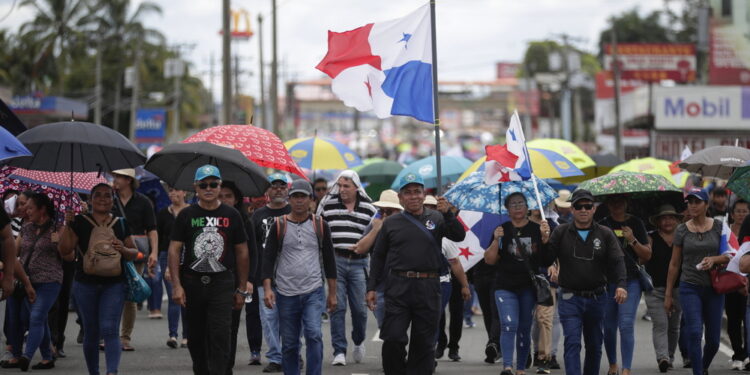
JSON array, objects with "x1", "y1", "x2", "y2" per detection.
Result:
[
  {"x1": 674, "y1": 219, "x2": 722, "y2": 287},
  {"x1": 275, "y1": 220, "x2": 323, "y2": 296}
]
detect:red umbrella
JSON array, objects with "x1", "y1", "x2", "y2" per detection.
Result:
[
  {"x1": 183, "y1": 125, "x2": 307, "y2": 179},
  {"x1": 9, "y1": 167, "x2": 107, "y2": 194},
  {"x1": 0, "y1": 166, "x2": 86, "y2": 225}
]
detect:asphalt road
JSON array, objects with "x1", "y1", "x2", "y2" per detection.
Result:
[{"x1": 38, "y1": 298, "x2": 737, "y2": 374}]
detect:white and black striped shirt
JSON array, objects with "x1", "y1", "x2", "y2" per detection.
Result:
[{"x1": 319, "y1": 197, "x2": 377, "y2": 257}]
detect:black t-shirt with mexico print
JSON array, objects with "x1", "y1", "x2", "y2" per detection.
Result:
[
  {"x1": 171, "y1": 203, "x2": 247, "y2": 274},
  {"x1": 72, "y1": 214, "x2": 131, "y2": 284}
]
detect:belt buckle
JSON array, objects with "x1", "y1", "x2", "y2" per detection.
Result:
[
  {"x1": 406, "y1": 271, "x2": 417, "y2": 278},
  {"x1": 200, "y1": 275, "x2": 211, "y2": 285}
]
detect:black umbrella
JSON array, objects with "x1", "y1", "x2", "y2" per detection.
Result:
[
  {"x1": 678, "y1": 145, "x2": 750, "y2": 180},
  {"x1": 8, "y1": 121, "x2": 145, "y2": 173},
  {"x1": 591, "y1": 153, "x2": 625, "y2": 176},
  {"x1": 144, "y1": 142, "x2": 269, "y2": 197}
]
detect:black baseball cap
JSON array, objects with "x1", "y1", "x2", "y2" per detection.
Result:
[{"x1": 570, "y1": 189, "x2": 595, "y2": 205}]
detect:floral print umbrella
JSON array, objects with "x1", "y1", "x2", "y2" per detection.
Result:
[
  {"x1": 445, "y1": 172, "x2": 557, "y2": 215},
  {"x1": 1, "y1": 166, "x2": 85, "y2": 225},
  {"x1": 577, "y1": 171, "x2": 682, "y2": 198}
]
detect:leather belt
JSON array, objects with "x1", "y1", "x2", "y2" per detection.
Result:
[
  {"x1": 394, "y1": 271, "x2": 439, "y2": 279},
  {"x1": 181, "y1": 270, "x2": 230, "y2": 285},
  {"x1": 335, "y1": 248, "x2": 367, "y2": 260},
  {"x1": 560, "y1": 286, "x2": 606, "y2": 298}
]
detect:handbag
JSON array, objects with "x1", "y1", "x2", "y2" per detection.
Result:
[
  {"x1": 514, "y1": 236, "x2": 553, "y2": 307},
  {"x1": 710, "y1": 267, "x2": 747, "y2": 294},
  {"x1": 124, "y1": 261, "x2": 152, "y2": 303},
  {"x1": 622, "y1": 248, "x2": 654, "y2": 292}
]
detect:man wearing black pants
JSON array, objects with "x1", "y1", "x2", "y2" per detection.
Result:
[
  {"x1": 436, "y1": 277, "x2": 466, "y2": 361},
  {"x1": 472, "y1": 261, "x2": 502, "y2": 363},
  {"x1": 725, "y1": 291, "x2": 747, "y2": 369}
]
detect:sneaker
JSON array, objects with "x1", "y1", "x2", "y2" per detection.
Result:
[
  {"x1": 148, "y1": 311, "x2": 163, "y2": 319},
  {"x1": 659, "y1": 359, "x2": 670, "y2": 373},
  {"x1": 549, "y1": 356, "x2": 560, "y2": 370},
  {"x1": 642, "y1": 314, "x2": 652, "y2": 321},
  {"x1": 463, "y1": 320, "x2": 476, "y2": 328},
  {"x1": 332, "y1": 353, "x2": 346, "y2": 366},
  {"x1": 501, "y1": 369, "x2": 514, "y2": 375},
  {"x1": 248, "y1": 351, "x2": 261, "y2": 365},
  {"x1": 180, "y1": 339, "x2": 188, "y2": 348},
  {"x1": 448, "y1": 348, "x2": 461, "y2": 362},
  {"x1": 262, "y1": 362, "x2": 282, "y2": 373},
  {"x1": 353, "y1": 344, "x2": 365, "y2": 363},
  {"x1": 485, "y1": 342, "x2": 499, "y2": 364},
  {"x1": 166, "y1": 337, "x2": 178, "y2": 349},
  {"x1": 732, "y1": 360, "x2": 743, "y2": 370},
  {"x1": 537, "y1": 361, "x2": 551, "y2": 375}
]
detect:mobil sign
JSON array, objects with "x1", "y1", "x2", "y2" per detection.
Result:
[{"x1": 654, "y1": 86, "x2": 750, "y2": 130}]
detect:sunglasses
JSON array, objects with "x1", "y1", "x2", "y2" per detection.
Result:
[
  {"x1": 573, "y1": 203, "x2": 594, "y2": 211},
  {"x1": 198, "y1": 182, "x2": 221, "y2": 190},
  {"x1": 379, "y1": 208, "x2": 399, "y2": 216}
]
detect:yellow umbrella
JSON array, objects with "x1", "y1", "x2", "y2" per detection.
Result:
[
  {"x1": 609, "y1": 157, "x2": 690, "y2": 188},
  {"x1": 526, "y1": 139, "x2": 596, "y2": 183},
  {"x1": 458, "y1": 148, "x2": 584, "y2": 181}
]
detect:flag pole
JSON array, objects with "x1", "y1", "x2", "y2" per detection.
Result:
[
  {"x1": 515, "y1": 110, "x2": 546, "y2": 221},
  {"x1": 430, "y1": 0, "x2": 442, "y2": 193}
]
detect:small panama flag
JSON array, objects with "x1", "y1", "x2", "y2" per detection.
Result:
[{"x1": 484, "y1": 111, "x2": 533, "y2": 185}]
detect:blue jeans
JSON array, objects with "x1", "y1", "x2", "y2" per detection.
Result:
[
  {"x1": 146, "y1": 252, "x2": 164, "y2": 311},
  {"x1": 495, "y1": 288, "x2": 536, "y2": 370},
  {"x1": 331, "y1": 256, "x2": 368, "y2": 356},
  {"x1": 158, "y1": 252, "x2": 186, "y2": 338},
  {"x1": 604, "y1": 279, "x2": 641, "y2": 370},
  {"x1": 258, "y1": 286, "x2": 282, "y2": 364},
  {"x1": 73, "y1": 281, "x2": 125, "y2": 375},
  {"x1": 374, "y1": 290, "x2": 385, "y2": 329},
  {"x1": 277, "y1": 287, "x2": 325, "y2": 375},
  {"x1": 23, "y1": 283, "x2": 61, "y2": 361},
  {"x1": 558, "y1": 289, "x2": 608, "y2": 375},
  {"x1": 680, "y1": 282, "x2": 724, "y2": 375}
]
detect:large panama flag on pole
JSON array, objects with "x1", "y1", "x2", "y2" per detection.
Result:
[{"x1": 315, "y1": 4, "x2": 434, "y2": 124}]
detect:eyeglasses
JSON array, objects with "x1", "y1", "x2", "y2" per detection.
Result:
[
  {"x1": 198, "y1": 182, "x2": 221, "y2": 190},
  {"x1": 379, "y1": 208, "x2": 399, "y2": 216},
  {"x1": 508, "y1": 202, "x2": 527, "y2": 209},
  {"x1": 573, "y1": 203, "x2": 594, "y2": 211},
  {"x1": 315, "y1": 187, "x2": 328, "y2": 192}
]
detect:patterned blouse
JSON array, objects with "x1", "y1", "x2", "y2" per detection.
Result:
[{"x1": 19, "y1": 221, "x2": 63, "y2": 284}]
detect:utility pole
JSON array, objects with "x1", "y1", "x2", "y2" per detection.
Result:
[
  {"x1": 522, "y1": 63, "x2": 533, "y2": 139},
  {"x1": 257, "y1": 13, "x2": 266, "y2": 130},
  {"x1": 611, "y1": 19, "x2": 624, "y2": 159},
  {"x1": 270, "y1": 0, "x2": 279, "y2": 136},
  {"x1": 222, "y1": 0, "x2": 232, "y2": 125},
  {"x1": 234, "y1": 53, "x2": 241, "y2": 123},
  {"x1": 171, "y1": 61, "x2": 183, "y2": 141},
  {"x1": 128, "y1": 41, "x2": 142, "y2": 141},
  {"x1": 94, "y1": 36, "x2": 103, "y2": 125}
]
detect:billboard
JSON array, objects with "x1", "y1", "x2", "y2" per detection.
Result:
[
  {"x1": 654, "y1": 86, "x2": 750, "y2": 130},
  {"x1": 603, "y1": 44, "x2": 696, "y2": 83},
  {"x1": 134, "y1": 108, "x2": 166, "y2": 146}
]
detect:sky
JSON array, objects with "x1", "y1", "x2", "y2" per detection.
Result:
[{"x1": 0, "y1": 0, "x2": 668, "y2": 101}]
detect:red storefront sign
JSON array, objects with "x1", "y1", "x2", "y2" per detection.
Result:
[{"x1": 604, "y1": 44, "x2": 696, "y2": 83}]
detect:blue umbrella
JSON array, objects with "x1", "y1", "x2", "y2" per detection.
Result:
[
  {"x1": 444, "y1": 172, "x2": 557, "y2": 215},
  {"x1": 391, "y1": 155, "x2": 472, "y2": 190},
  {"x1": 0, "y1": 126, "x2": 31, "y2": 162}
]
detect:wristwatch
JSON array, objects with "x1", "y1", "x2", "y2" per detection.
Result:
[
  {"x1": 630, "y1": 239, "x2": 638, "y2": 246},
  {"x1": 235, "y1": 289, "x2": 250, "y2": 298}
]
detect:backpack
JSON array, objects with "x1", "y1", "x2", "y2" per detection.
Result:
[
  {"x1": 80, "y1": 215, "x2": 122, "y2": 277},
  {"x1": 272, "y1": 214, "x2": 326, "y2": 285}
]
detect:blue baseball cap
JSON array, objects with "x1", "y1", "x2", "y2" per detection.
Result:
[
  {"x1": 396, "y1": 172, "x2": 425, "y2": 191},
  {"x1": 267, "y1": 172, "x2": 289, "y2": 184},
  {"x1": 686, "y1": 188, "x2": 709, "y2": 202},
  {"x1": 194, "y1": 164, "x2": 221, "y2": 181}
]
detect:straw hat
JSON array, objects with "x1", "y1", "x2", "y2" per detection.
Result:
[
  {"x1": 554, "y1": 189, "x2": 571, "y2": 208},
  {"x1": 112, "y1": 168, "x2": 139, "y2": 189},
  {"x1": 373, "y1": 190, "x2": 403, "y2": 211},
  {"x1": 649, "y1": 204, "x2": 684, "y2": 226},
  {"x1": 424, "y1": 195, "x2": 438, "y2": 206}
]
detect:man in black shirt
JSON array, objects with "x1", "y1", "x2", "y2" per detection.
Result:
[
  {"x1": 366, "y1": 172, "x2": 465, "y2": 374},
  {"x1": 540, "y1": 189, "x2": 627, "y2": 375},
  {"x1": 708, "y1": 187, "x2": 728, "y2": 220},
  {"x1": 168, "y1": 165, "x2": 250, "y2": 375}
]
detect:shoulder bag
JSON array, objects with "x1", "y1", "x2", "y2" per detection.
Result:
[
  {"x1": 621, "y1": 244, "x2": 654, "y2": 292},
  {"x1": 124, "y1": 260, "x2": 152, "y2": 303},
  {"x1": 513, "y1": 236, "x2": 553, "y2": 306}
]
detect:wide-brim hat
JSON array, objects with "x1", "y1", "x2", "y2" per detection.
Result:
[
  {"x1": 112, "y1": 168, "x2": 139, "y2": 189},
  {"x1": 554, "y1": 189, "x2": 571, "y2": 208},
  {"x1": 649, "y1": 204, "x2": 684, "y2": 225},
  {"x1": 424, "y1": 195, "x2": 437, "y2": 206},
  {"x1": 373, "y1": 189, "x2": 403, "y2": 210}
]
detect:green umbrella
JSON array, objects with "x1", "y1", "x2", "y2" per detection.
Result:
[
  {"x1": 353, "y1": 157, "x2": 386, "y2": 172},
  {"x1": 727, "y1": 162, "x2": 750, "y2": 201},
  {"x1": 357, "y1": 160, "x2": 404, "y2": 185},
  {"x1": 578, "y1": 171, "x2": 684, "y2": 207}
]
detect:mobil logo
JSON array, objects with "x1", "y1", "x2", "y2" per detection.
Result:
[{"x1": 664, "y1": 96, "x2": 731, "y2": 118}]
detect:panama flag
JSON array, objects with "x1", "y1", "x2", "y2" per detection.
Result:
[
  {"x1": 455, "y1": 210, "x2": 507, "y2": 271},
  {"x1": 728, "y1": 241, "x2": 750, "y2": 275},
  {"x1": 720, "y1": 219, "x2": 740, "y2": 257},
  {"x1": 315, "y1": 4, "x2": 434, "y2": 123},
  {"x1": 484, "y1": 111, "x2": 533, "y2": 185}
]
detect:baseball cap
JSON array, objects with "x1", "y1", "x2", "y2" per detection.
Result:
[
  {"x1": 288, "y1": 180, "x2": 313, "y2": 196},
  {"x1": 396, "y1": 172, "x2": 425, "y2": 191},
  {"x1": 194, "y1": 164, "x2": 222, "y2": 181},
  {"x1": 570, "y1": 189, "x2": 595, "y2": 205},
  {"x1": 267, "y1": 172, "x2": 289, "y2": 184},
  {"x1": 686, "y1": 188, "x2": 709, "y2": 202}
]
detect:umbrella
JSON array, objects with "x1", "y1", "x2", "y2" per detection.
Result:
[
  {"x1": 182, "y1": 124, "x2": 308, "y2": 179},
  {"x1": 458, "y1": 148, "x2": 584, "y2": 182},
  {"x1": 591, "y1": 153, "x2": 625, "y2": 176},
  {"x1": 0, "y1": 166, "x2": 85, "y2": 225},
  {"x1": 444, "y1": 172, "x2": 557, "y2": 215},
  {"x1": 679, "y1": 145, "x2": 750, "y2": 179},
  {"x1": 284, "y1": 136, "x2": 363, "y2": 170},
  {"x1": 0, "y1": 127, "x2": 31, "y2": 163},
  {"x1": 609, "y1": 157, "x2": 690, "y2": 188},
  {"x1": 727, "y1": 161, "x2": 750, "y2": 202},
  {"x1": 144, "y1": 142, "x2": 269, "y2": 197},
  {"x1": 353, "y1": 157, "x2": 386, "y2": 170},
  {"x1": 356, "y1": 161, "x2": 404, "y2": 185},
  {"x1": 390, "y1": 155, "x2": 472, "y2": 190},
  {"x1": 9, "y1": 168, "x2": 107, "y2": 194},
  {"x1": 577, "y1": 171, "x2": 685, "y2": 212},
  {"x1": 527, "y1": 138, "x2": 596, "y2": 182}
]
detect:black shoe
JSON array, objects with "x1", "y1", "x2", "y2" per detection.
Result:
[
  {"x1": 448, "y1": 349, "x2": 461, "y2": 362},
  {"x1": 167, "y1": 337, "x2": 178, "y2": 349},
  {"x1": 537, "y1": 362, "x2": 551, "y2": 375},
  {"x1": 262, "y1": 362, "x2": 282, "y2": 373},
  {"x1": 659, "y1": 359, "x2": 670, "y2": 373},
  {"x1": 435, "y1": 344, "x2": 446, "y2": 359},
  {"x1": 703, "y1": 369, "x2": 708, "y2": 375},
  {"x1": 18, "y1": 356, "x2": 30, "y2": 372},
  {"x1": 683, "y1": 359, "x2": 692, "y2": 368},
  {"x1": 501, "y1": 369, "x2": 514, "y2": 375},
  {"x1": 31, "y1": 361, "x2": 55, "y2": 370},
  {"x1": 0, "y1": 360, "x2": 19, "y2": 368},
  {"x1": 76, "y1": 329, "x2": 83, "y2": 344},
  {"x1": 485, "y1": 343, "x2": 499, "y2": 364},
  {"x1": 549, "y1": 356, "x2": 560, "y2": 370}
]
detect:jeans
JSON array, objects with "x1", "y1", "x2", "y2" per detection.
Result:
[
  {"x1": 604, "y1": 279, "x2": 641, "y2": 370},
  {"x1": 495, "y1": 288, "x2": 536, "y2": 370},
  {"x1": 435, "y1": 280, "x2": 453, "y2": 344},
  {"x1": 645, "y1": 287, "x2": 682, "y2": 363},
  {"x1": 373, "y1": 290, "x2": 385, "y2": 329},
  {"x1": 48, "y1": 260, "x2": 75, "y2": 351},
  {"x1": 23, "y1": 282, "x2": 61, "y2": 361},
  {"x1": 558, "y1": 289, "x2": 608, "y2": 375},
  {"x1": 159, "y1": 252, "x2": 186, "y2": 339},
  {"x1": 258, "y1": 286, "x2": 282, "y2": 364},
  {"x1": 680, "y1": 282, "x2": 724, "y2": 375},
  {"x1": 330, "y1": 256, "x2": 368, "y2": 356},
  {"x1": 73, "y1": 281, "x2": 125, "y2": 375},
  {"x1": 6, "y1": 293, "x2": 28, "y2": 359},
  {"x1": 146, "y1": 253, "x2": 164, "y2": 312},
  {"x1": 277, "y1": 287, "x2": 326, "y2": 375}
]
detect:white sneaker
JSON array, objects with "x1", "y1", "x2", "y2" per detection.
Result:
[
  {"x1": 332, "y1": 353, "x2": 346, "y2": 366},
  {"x1": 732, "y1": 360, "x2": 743, "y2": 370},
  {"x1": 353, "y1": 344, "x2": 366, "y2": 363}
]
